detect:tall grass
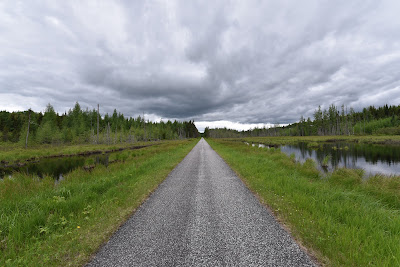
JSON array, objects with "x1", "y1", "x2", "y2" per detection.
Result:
[
  {"x1": 208, "y1": 138, "x2": 400, "y2": 266},
  {"x1": 0, "y1": 139, "x2": 198, "y2": 266}
]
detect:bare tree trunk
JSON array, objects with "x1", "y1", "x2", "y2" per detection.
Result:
[
  {"x1": 345, "y1": 107, "x2": 348, "y2": 135},
  {"x1": 97, "y1": 104, "x2": 100, "y2": 144},
  {"x1": 114, "y1": 126, "x2": 117, "y2": 144},
  {"x1": 25, "y1": 109, "x2": 31, "y2": 149},
  {"x1": 143, "y1": 112, "x2": 146, "y2": 142}
]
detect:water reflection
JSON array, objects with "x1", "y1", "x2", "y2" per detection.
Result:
[
  {"x1": 279, "y1": 142, "x2": 400, "y2": 176},
  {"x1": 0, "y1": 153, "x2": 111, "y2": 180}
]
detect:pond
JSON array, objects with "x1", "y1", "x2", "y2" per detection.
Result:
[
  {"x1": 0, "y1": 153, "x2": 112, "y2": 180},
  {"x1": 252, "y1": 142, "x2": 400, "y2": 177}
]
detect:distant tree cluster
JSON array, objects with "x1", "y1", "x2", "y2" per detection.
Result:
[
  {"x1": 204, "y1": 104, "x2": 400, "y2": 138},
  {"x1": 0, "y1": 102, "x2": 200, "y2": 145}
]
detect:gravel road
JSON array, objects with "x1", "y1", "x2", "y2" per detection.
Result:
[{"x1": 87, "y1": 138, "x2": 316, "y2": 266}]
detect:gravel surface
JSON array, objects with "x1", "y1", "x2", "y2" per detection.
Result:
[{"x1": 87, "y1": 138, "x2": 316, "y2": 266}]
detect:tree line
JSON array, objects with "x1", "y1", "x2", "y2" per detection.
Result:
[
  {"x1": 0, "y1": 102, "x2": 200, "y2": 145},
  {"x1": 204, "y1": 104, "x2": 400, "y2": 138}
]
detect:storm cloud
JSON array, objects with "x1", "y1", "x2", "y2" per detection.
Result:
[{"x1": 1, "y1": 0, "x2": 400, "y2": 131}]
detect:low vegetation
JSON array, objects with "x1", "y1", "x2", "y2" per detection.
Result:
[
  {"x1": 0, "y1": 139, "x2": 198, "y2": 266},
  {"x1": 0, "y1": 141, "x2": 155, "y2": 164},
  {"x1": 208, "y1": 138, "x2": 400, "y2": 266}
]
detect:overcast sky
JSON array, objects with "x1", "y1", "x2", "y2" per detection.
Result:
[{"x1": 1, "y1": 1, "x2": 400, "y2": 132}]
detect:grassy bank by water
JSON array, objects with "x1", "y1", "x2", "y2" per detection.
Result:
[
  {"x1": 0, "y1": 139, "x2": 198, "y2": 266},
  {"x1": 0, "y1": 141, "x2": 159, "y2": 164},
  {"x1": 238, "y1": 135, "x2": 400, "y2": 146},
  {"x1": 208, "y1": 138, "x2": 400, "y2": 266}
]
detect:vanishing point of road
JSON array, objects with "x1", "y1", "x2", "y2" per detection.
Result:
[{"x1": 87, "y1": 138, "x2": 316, "y2": 266}]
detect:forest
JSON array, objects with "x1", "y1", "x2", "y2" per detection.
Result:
[
  {"x1": 0, "y1": 102, "x2": 200, "y2": 145},
  {"x1": 204, "y1": 104, "x2": 400, "y2": 138}
]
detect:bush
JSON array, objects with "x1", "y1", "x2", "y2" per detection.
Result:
[{"x1": 374, "y1": 126, "x2": 400, "y2": 135}]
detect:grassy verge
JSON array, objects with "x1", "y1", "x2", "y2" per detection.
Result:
[
  {"x1": 234, "y1": 135, "x2": 400, "y2": 146},
  {"x1": 208, "y1": 138, "x2": 400, "y2": 266},
  {"x1": 0, "y1": 141, "x2": 159, "y2": 164},
  {"x1": 0, "y1": 139, "x2": 198, "y2": 266}
]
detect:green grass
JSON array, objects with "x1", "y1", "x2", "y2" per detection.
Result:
[
  {"x1": 0, "y1": 141, "x2": 159, "y2": 164},
  {"x1": 0, "y1": 139, "x2": 198, "y2": 266},
  {"x1": 207, "y1": 138, "x2": 400, "y2": 266},
  {"x1": 233, "y1": 135, "x2": 400, "y2": 146},
  {"x1": 307, "y1": 141, "x2": 320, "y2": 149}
]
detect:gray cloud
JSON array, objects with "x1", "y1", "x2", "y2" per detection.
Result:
[{"x1": 1, "y1": 0, "x2": 400, "y2": 129}]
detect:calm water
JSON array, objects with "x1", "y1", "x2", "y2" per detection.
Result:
[
  {"x1": 282, "y1": 142, "x2": 400, "y2": 176},
  {"x1": 0, "y1": 153, "x2": 111, "y2": 180},
  {"x1": 252, "y1": 142, "x2": 400, "y2": 176}
]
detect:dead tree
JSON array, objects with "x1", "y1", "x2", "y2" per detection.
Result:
[
  {"x1": 97, "y1": 104, "x2": 100, "y2": 144},
  {"x1": 143, "y1": 112, "x2": 146, "y2": 141},
  {"x1": 25, "y1": 109, "x2": 31, "y2": 149},
  {"x1": 107, "y1": 122, "x2": 111, "y2": 145}
]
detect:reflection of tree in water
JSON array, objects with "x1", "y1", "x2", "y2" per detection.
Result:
[
  {"x1": 354, "y1": 144, "x2": 400, "y2": 165},
  {"x1": 96, "y1": 154, "x2": 109, "y2": 166},
  {"x1": 24, "y1": 157, "x2": 86, "y2": 179},
  {"x1": 290, "y1": 142, "x2": 400, "y2": 170},
  {"x1": 0, "y1": 153, "x2": 111, "y2": 179}
]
